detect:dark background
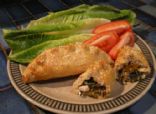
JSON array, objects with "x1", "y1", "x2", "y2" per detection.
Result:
[{"x1": 0, "y1": 0, "x2": 156, "y2": 28}]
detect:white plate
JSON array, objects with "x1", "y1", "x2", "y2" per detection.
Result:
[{"x1": 7, "y1": 35, "x2": 156, "y2": 114}]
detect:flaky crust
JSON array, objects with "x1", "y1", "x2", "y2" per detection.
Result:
[
  {"x1": 115, "y1": 46, "x2": 151, "y2": 77},
  {"x1": 22, "y1": 43, "x2": 113, "y2": 83}
]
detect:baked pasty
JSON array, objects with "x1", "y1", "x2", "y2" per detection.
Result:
[
  {"x1": 115, "y1": 46, "x2": 151, "y2": 84},
  {"x1": 72, "y1": 61, "x2": 116, "y2": 98},
  {"x1": 22, "y1": 43, "x2": 113, "y2": 83}
]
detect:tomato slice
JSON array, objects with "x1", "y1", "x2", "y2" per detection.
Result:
[
  {"x1": 108, "y1": 31, "x2": 134, "y2": 60},
  {"x1": 93, "y1": 20, "x2": 132, "y2": 35},
  {"x1": 128, "y1": 30, "x2": 135, "y2": 47},
  {"x1": 84, "y1": 31, "x2": 119, "y2": 52}
]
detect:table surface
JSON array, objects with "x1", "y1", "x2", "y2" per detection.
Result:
[{"x1": 0, "y1": 0, "x2": 156, "y2": 114}]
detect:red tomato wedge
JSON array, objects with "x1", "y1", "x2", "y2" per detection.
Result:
[
  {"x1": 84, "y1": 31, "x2": 119, "y2": 52},
  {"x1": 93, "y1": 20, "x2": 132, "y2": 35},
  {"x1": 128, "y1": 30, "x2": 135, "y2": 47},
  {"x1": 108, "y1": 31, "x2": 135, "y2": 60}
]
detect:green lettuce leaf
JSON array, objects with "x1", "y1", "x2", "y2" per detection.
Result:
[
  {"x1": 4, "y1": 18, "x2": 109, "y2": 39},
  {"x1": 6, "y1": 33, "x2": 69, "y2": 54},
  {"x1": 27, "y1": 4, "x2": 90, "y2": 27},
  {"x1": 27, "y1": 4, "x2": 135, "y2": 27},
  {"x1": 5, "y1": 18, "x2": 108, "y2": 55}
]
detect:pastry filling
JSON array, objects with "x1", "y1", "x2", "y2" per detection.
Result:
[
  {"x1": 117, "y1": 62, "x2": 146, "y2": 84},
  {"x1": 78, "y1": 77, "x2": 107, "y2": 98}
]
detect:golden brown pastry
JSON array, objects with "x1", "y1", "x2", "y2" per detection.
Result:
[
  {"x1": 115, "y1": 46, "x2": 151, "y2": 84},
  {"x1": 72, "y1": 61, "x2": 116, "y2": 99},
  {"x1": 22, "y1": 43, "x2": 113, "y2": 83}
]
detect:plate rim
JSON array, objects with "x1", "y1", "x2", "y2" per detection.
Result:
[{"x1": 7, "y1": 35, "x2": 156, "y2": 114}]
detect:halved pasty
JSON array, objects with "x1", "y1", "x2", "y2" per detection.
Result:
[
  {"x1": 72, "y1": 61, "x2": 116, "y2": 98},
  {"x1": 115, "y1": 46, "x2": 151, "y2": 84}
]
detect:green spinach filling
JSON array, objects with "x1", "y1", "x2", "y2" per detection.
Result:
[
  {"x1": 79, "y1": 77, "x2": 106, "y2": 98},
  {"x1": 117, "y1": 62, "x2": 144, "y2": 84}
]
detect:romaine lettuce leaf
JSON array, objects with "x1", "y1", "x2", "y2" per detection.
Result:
[
  {"x1": 4, "y1": 18, "x2": 109, "y2": 39},
  {"x1": 27, "y1": 4, "x2": 135, "y2": 27}
]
